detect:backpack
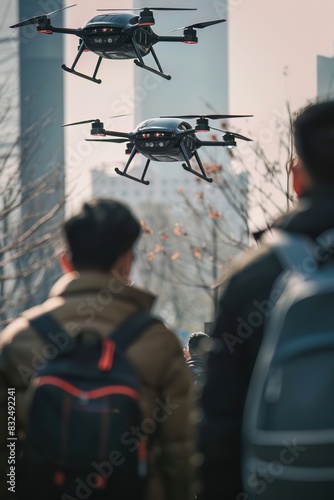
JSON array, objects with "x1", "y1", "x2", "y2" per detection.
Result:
[
  {"x1": 242, "y1": 229, "x2": 334, "y2": 500},
  {"x1": 18, "y1": 311, "x2": 158, "y2": 500}
]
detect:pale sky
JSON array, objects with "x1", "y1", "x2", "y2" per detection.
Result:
[
  {"x1": 64, "y1": 0, "x2": 334, "y2": 134},
  {"x1": 229, "y1": 0, "x2": 334, "y2": 134}
]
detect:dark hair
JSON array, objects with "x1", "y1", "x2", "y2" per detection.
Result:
[
  {"x1": 187, "y1": 332, "x2": 209, "y2": 356},
  {"x1": 63, "y1": 198, "x2": 141, "y2": 272},
  {"x1": 294, "y1": 100, "x2": 334, "y2": 184}
]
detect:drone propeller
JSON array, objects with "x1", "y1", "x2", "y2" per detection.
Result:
[
  {"x1": 96, "y1": 8, "x2": 197, "y2": 12},
  {"x1": 61, "y1": 115, "x2": 129, "y2": 127},
  {"x1": 62, "y1": 118, "x2": 102, "y2": 127},
  {"x1": 210, "y1": 126, "x2": 252, "y2": 141},
  {"x1": 10, "y1": 4, "x2": 77, "y2": 28},
  {"x1": 62, "y1": 119, "x2": 130, "y2": 139},
  {"x1": 168, "y1": 19, "x2": 226, "y2": 32},
  {"x1": 161, "y1": 114, "x2": 253, "y2": 119}
]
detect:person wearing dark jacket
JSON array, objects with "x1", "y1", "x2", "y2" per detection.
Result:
[
  {"x1": 184, "y1": 332, "x2": 209, "y2": 395},
  {"x1": 199, "y1": 100, "x2": 334, "y2": 500}
]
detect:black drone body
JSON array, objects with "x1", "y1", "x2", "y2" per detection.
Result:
[
  {"x1": 63, "y1": 115, "x2": 253, "y2": 185},
  {"x1": 10, "y1": 5, "x2": 226, "y2": 84},
  {"x1": 132, "y1": 118, "x2": 197, "y2": 163},
  {"x1": 81, "y1": 14, "x2": 156, "y2": 61}
]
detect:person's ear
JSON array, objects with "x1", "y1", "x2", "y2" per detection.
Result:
[
  {"x1": 112, "y1": 249, "x2": 134, "y2": 280},
  {"x1": 59, "y1": 252, "x2": 75, "y2": 273},
  {"x1": 290, "y1": 156, "x2": 312, "y2": 197},
  {"x1": 183, "y1": 348, "x2": 190, "y2": 360}
]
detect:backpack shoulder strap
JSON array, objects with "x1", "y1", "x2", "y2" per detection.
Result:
[
  {"x1": 268, "y1": 229, "x2": 316, "y2": 274},
  {"x1": 28, "y1": 312, "x2": 71, "y2": 345},
  {"x1": 28, "y1": 310, "x2": 160, "y2": 351},
  {"x1": 110, "y1": 311, "x2": 161, "y2": 351},
  {"x1": 315, "y1": 228, "x2": 334, "y2": 255}
]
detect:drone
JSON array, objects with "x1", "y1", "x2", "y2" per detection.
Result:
[
  {"x1": 62, "y1": 114, "x2": 253, "y2": 185},
  {"x1": 10, "y1": 5, "x2": 226, "y2": 84}
]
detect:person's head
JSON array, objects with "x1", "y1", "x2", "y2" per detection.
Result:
[
  {"x1": 61, "y1": 198, "x2": 141, "y2": 277},
  {"x1": 183, "y1": 332, "x2": 209, "y2": 359},
  {"x1": 294, "y1": 100, "x2": 334, "y2": 188}
]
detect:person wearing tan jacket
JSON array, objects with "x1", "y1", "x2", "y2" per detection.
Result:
[{"x1": 0, "y1": 198, "x2": 195, "y2": 500}]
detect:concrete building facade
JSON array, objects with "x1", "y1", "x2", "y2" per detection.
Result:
[
  {"x1": 317, "y1": 54, "x2": 334, "y2": 100},
  {"x1": 0, "y1": 1, "x2": 65, "y2": 319}
]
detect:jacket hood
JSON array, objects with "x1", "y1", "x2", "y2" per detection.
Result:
[
  {"x1": 49, "y1": 270, "x2": 156, "y2": 313},
  {"x1": 272, "y1": 185, "x2": 334, "y2": 240}
]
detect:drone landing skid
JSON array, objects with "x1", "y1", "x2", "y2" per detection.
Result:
[
  {"x1": 115, "y1": 167, "x2": 150, "y2": 185},
  {"x1": 134, "y1": 60, "x2": 171, "y2": 80},
  {"x1": 180, "y1": 145, "x2": 213, "y2": 183},
  {"x1": 61, "y1": 44, "x2": 102, "y2": 84},
  {"x1": 132, "y1": 38, "x2": 171, "y2": 80},
  {"x1": 182, "y1": 163, "x2": 212, "y2": 182},
  {"x1": 115, "y1": 150, "x2": 150, "y2": 185}
]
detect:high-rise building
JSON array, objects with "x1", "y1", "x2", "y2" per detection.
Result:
[
  {"x1": 317, "y1": 55, "x2": 334, "y2": 100},
  {"x1": 0, "y1": 1, "x2": 65, "y2": 319}
]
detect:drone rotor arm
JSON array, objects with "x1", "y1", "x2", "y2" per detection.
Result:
[
  {"x1": 85, "y1": 139, "x2": 129, "y2": 143},
  {"x1": 154, "y1": 35, "x2": 186, "y2": 43},
  {"x1": 96, "y1": 8, "x2": 197, "y2": 11},
  {"x1": 206, "y1": 114, "x2": 253, "y2": 120},
  {"x1": 103, "y1": 130, "x2": 131, "y2": 139},
  {"x1": 198, "y1": 140, "x2": 228, "y2": 147},
  {"x1": 50, "y1": 26, "x2": 83, "y2": 36},
  {"x1": 162, "y1": 114, "x2": 253, "y2": 119}
]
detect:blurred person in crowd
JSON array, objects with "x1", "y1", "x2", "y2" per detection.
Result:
[
  {"x1": 199, "y1": 100, "x2": 334, "y2": 499},
  {"x1": 0, "y1": 198, "x2": 195, "y2": 500},
  {"x1": 183, "y1": 332, "x2": 209, "y2": 397}
]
